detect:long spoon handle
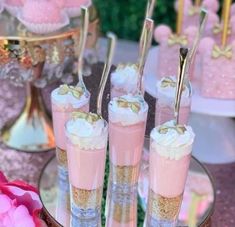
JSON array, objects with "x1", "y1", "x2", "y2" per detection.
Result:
[
  {"x1": 174, "y1": 48, "x2": 189, "y2": 125},
  {"x1": 97, "y1": 33, "x2": 116, "y2": 116},
  {"x1": 77, "y1": 7, "x2": 89, "y2": 86},
  {"x1": 138, "y1": 18, "x2": 154, "y2": 93}
]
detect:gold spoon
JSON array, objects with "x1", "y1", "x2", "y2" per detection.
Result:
[
  {"x1": 77, "y1": 6, "x2": 89, "y2": 90},
  {"x1": 97, "y1": 33, "x2": 117, "y2": 116},
  {"x1": 137, "y1": 18, "x2": 154, "y2": 94},
  {"x1": 174, "y1": 47, "x2": 189, "y2": 125}
]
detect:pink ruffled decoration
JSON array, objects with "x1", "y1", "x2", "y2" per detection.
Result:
[{"x1": 0, "y1": 171, "x2": 46, "y2": 227}]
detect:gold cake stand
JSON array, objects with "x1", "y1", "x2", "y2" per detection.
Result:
[{"x1": 0, "y1": 6, "x2": 99, "y2": 152}]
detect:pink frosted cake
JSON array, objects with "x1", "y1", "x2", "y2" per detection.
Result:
[
  {"x1": 64, "y1": 0, "x2": 91, "y2": 18},
  {"x1": 154, "y1": 25, "x2": 197, "y2": 79},
  {"x1": 19, "y1": 0, "x2": 69, "y2": 34},
  {"x1": 22, "y1": 0, "x2": 62, "y2": 23},
  {"x1": 199, "y1": 38, "x2": 235, "y2": 99},
  {"x1": 175, "y1": 0, "x2": 219, "y2": 30},
  {"x1": 110, "y1": 64, "x2": 139, "y2": 99}
]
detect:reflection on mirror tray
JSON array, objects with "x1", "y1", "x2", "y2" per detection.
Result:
[{"x1": 39, "y1": 137, "x2": 215, "y2": 227}]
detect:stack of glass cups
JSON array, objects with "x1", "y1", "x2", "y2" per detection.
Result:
[
  {"x1": 106, "y1": 94, "x2": 148, "y2": 226},
  {"x1": 110, "y1": 64, "x2": 139, "y2": 99},
  {"x1": 65, "y1": 112, "x2": 108, "y2": 226},
  {"x1": 51, "y1": 85, "x2": 90, "y2": 226},
  {"x1": 155, "y1": 76, "x2": 192, "y2": 126},
  {"x1": 146, "y1": 121, "x2": 195, "y2": 226}
]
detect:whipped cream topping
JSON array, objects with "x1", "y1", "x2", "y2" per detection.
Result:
[
  {"x1": 51, "y1": 84, "x2": 90, "y2": 109},
  {"x1": 156, "y1": 76, "x2": 191, "y2": 107},
  {"x1": 66, "y1": 113, "x2": 107, "y2": 150},
  {"x1": 111, "y1": 64, "x2": 139, "y2": 93},
  {"x1": 150, "y1": 120, "x2": 195, "y2": 160},
  {"x1": 109, "y1": 94, "x2": 148, "y2": 126}
]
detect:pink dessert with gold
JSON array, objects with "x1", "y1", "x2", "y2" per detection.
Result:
[
  {"x1": 51, "y1": 84, "x2": 90, "y2": 150},
  {"x1": 146, "y1": 120, "x2": 195, "y2": 225},
  {"x1": 155, "y1": 76, "x2": 192, "y2": 126},
  {"x1": 109, "y1": 94, "x2": 148, "y2": 168},
  {"x1": 199, "y1": 38, "x2": 235, "y2": 99},
  {"x1": 66, "y1": 112, "x2": 107, "y2": 225}
]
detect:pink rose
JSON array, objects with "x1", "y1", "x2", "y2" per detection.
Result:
[{"x1": 0, "y1": 171, "x2": 46, "y2": 227}]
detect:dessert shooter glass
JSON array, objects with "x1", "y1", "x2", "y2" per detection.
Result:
[
  {"x1": 106, "y1": 95, "x2": 148, "y2": 227},
  {"x1": 65, "y1": 114, "x2": 108, "y2": 226},
  {"x1": 155, "y1": 77, "x2": 192, "y2": 126},
  {"x1": 146, "y1": 121, "x2": 195, "y2": 227},
  {"x1": 51, "y1": 85, "x2": 90, "y2": 223}
]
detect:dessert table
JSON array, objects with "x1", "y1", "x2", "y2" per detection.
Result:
[{"x1": 0, "y1": 38, "x2": 234, "y2": 227}]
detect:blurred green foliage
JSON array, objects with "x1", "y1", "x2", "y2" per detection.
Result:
[
  {"x1": 93, "y1": 0, "x2": 233, "y2": 41},
  {"x1": 93, "y1": 0, "x2": 175, "y2": 41}
]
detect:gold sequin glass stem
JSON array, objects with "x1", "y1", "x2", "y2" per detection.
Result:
[{"x1": 176, "y1": 0, "x2": 184, "y2": 35}]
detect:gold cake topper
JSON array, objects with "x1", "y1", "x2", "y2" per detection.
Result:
[
  {"x1": 158, "y1": 125, "x2": 187, "y2": 135},
  {"x1": 168, "y1": 34, "x2": 188, "y2": 46},
  {"x1": 116, "y1": 63, "x2": 138, "y2": 72},
  {"x1": 117, "y1": 97, "x2": 141, "y2": 113},
  {"x1": 212, "y1": 45, "x2": 233, "y2": 59},
  {"x1": 71, "y1": 112, "x2": 102, "y2": 124},
  {"x1": 58, "y1": 84, "x2": 84, "y2": 99}
]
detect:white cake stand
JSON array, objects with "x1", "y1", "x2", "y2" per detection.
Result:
[{"x1": 144, "y1": 47, "x2": 235, "y2": 164}]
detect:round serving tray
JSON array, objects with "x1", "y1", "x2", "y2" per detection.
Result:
[{"x1": 38, "y1": 138, "x2": 215, "y2": 227}]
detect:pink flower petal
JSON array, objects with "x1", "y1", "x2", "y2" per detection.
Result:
[
  {"x1": 0, "y1": 194, "x2": 12, "y2": 214},
  {"x1": 13, "y1": 205, "x2": 35, "y2": 227}
]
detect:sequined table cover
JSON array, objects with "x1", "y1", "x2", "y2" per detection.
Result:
[{"x1": 0, "y1": 63, "x2": 234, "y2": 227}]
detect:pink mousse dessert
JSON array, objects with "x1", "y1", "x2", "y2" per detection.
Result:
[
  {"x1": 106, "y1": 94, "x2": 148, "y2": 227},
  {"x1": 155, "y1": 76, "x2": 192, "y2": 126},
  {"x1": 22, "y1": 0, "x2": 62, "y2": 23},
  {"x1": 154, "y1": 25, "x2": 197, "y2": 79},
  {"x1": 199, "y1": 38, "x2": 235, "y2": 99},
  {"x1": 51, "y1": 84, "x2": 90, "y2": 226},
  {"x1": 146, "y1": 120, "x2": 195, "y2": 226},
  {"x1": 110, "y1": 64, "x2": 139, "y2": 99},
  {"x1": 66, "y1": 112, "x2": 107, "y2": 226}
]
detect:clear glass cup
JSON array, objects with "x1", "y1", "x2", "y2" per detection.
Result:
[
  {"x1": 106, "y1": 97, "x2": 148, "y2": 227},
  {"x1": 51, "y1": 88, "x2": 90, "y2": 224},
  {"x1": 65, "y1": 119, "x2": 108, "y2": 227},
  {"x1": 145, "y1": 125, "x2": 194, "y2": 227},
  {"x1": 155, "y1": 81, "x2": 192, "y2": 126}
]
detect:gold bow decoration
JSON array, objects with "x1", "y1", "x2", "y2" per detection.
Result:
[
  {"x1": 71, "y1": 112, "x2": 101, "y2": 124},
  {"x1": 158, "y1": 125, "x2": 187, "y2": 135},
  {"x1": 212, "y1": 45, "x2": 233, "y2": 59},
  {"x1": 188, "y1": 6, "x2": 200, "y2": 16},
  {"x1": 168, "y1": 34, "x2": 188, "y2": 46},
  {"x1": 213, "y1": 23, "x2": 232, "y2": 35},
  {"x1": 161, "y1": 77, "x2": 177, "y2": 88},
  {"x1": 117, "y1": 98, "x2": 141, "y2": 113},
  {"x1": 58, "y1": 84, "x2": 84, "y2": 99}
]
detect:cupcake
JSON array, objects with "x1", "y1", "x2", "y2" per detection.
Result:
[
  {"x1": 4, "y1": 0, "x2": 24, "y2": 16},
  {"x1": 18, "y1": 0, "x2": 69, "y2": 34},
  {"x1": 64, "y1": 0, "x2": 91, "y2": 18}
]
